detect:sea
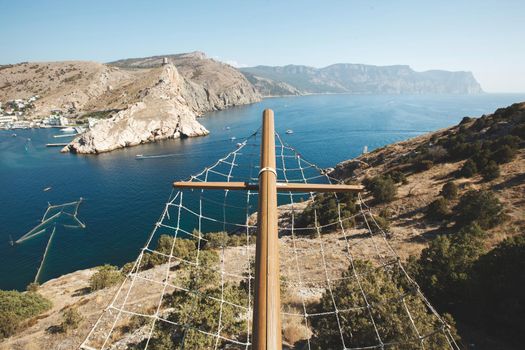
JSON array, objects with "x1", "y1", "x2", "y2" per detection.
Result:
[{"x1": 1, "y1": 93, "x2": 524, "y2": 290}]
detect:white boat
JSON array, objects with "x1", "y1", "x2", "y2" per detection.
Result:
[
  {"x1": 230, "y1": 136, "x2": 236, "y2": 141},
  {"x1": 286, "y1": 129, "x2": 294, "y2": 134},
  {"x1": 43, "y1": 187, "x2": 52, "y2": 192},
  {"x1": 236, "y1": 142, "x2": 242, "y2": 148},
  {"x1": 60, "y1": 127, "x2": 75, "y2": 133}
]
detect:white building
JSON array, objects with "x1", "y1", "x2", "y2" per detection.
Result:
[{"x1": 45, "y1": 115, "x2": 68, "y2": 126}]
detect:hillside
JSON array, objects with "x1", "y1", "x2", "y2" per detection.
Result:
[
  {"x1": 240, "y1": 64, "x2": 483, "y2": 96},
  {"x1": 0, "y1": 52, "x2": 260, "y2": 153},
  {"x1": 1, "y1": 102, "x2": 523, "y2": 349}
]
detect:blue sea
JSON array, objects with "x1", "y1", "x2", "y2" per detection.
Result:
[{"x1": 1, "y1": 94, "x2": 524, "y2": 290}]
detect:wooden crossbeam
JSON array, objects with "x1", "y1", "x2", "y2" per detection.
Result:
[
  {"x1": 172, "y1": 109, "x2": 363, "y2": 350},
  {"x1": 173, "y1": 181, "x2": 364, "y2": 193}
]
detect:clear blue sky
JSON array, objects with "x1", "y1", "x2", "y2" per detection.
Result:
[{"x1": 1, "y1": 0, "x2": 524, "y2": 92}]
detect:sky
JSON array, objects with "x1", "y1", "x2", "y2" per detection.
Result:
[{"x1": 0, "y1": 0, "x2": 524, "y2": 92}]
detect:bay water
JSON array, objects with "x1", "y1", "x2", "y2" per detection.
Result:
[{"x1": 1, "y1": 93, "x2": 524, "y2": 290}]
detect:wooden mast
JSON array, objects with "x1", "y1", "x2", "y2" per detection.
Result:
[
  {"x1": 173, "y1": 109, "x2": 363, "y2": 349},
  {"x1": 253, "y1": 109, "x2": 282, "y2": 350}
]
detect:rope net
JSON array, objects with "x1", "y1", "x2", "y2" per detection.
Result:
[{"x1": 81, "y1": 132, "x2": 458, "y2": 350}]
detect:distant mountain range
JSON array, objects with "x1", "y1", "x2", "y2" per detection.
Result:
[{"x1": 240, "y1": 64, "x2": 483, "y2": 96}]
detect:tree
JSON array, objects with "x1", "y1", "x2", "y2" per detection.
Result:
[
  {"x1": 367, "y1": 176, "x2": 397, "y2": 203},
  {"x1": 491, "y1": 145, "x2": 516, "y2": 164},
  {"x1": 468, "y1": 235, "x2": 525, "y2": 344},
  {"x1": 411, "y1": 224, "x2": 486, "y2": 311},
  {"x1": 455, "y1": 190, "x2": 505, "y2": 229},
  {"x1": 310, "y1": 260, "x2": 457, "y2": 349},
  {"x1": 134, "y1": 249, "x2": 248, "y2": 349},
  {"x1": 440, "y1": 181, "x2": 458, "y2": 200}
]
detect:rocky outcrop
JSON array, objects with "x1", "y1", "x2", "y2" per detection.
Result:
[
  {"x1": 241, "y1": 63, "x2": 484, "y2": 95},
  {"x1": 62, "y1": 64, "x2": 211, "y2": 154}
]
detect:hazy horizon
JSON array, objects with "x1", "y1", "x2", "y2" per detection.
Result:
[{"x1": 1, "y1": 0, "x2": 524, "y2": 93}]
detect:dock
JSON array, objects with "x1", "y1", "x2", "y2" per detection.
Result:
[
  {"x1": 46, "y1": 143, "x2": 68, "y2": 147},
  {"x1": 53, "y1": 133, "x2": 79, "y2": 138}
]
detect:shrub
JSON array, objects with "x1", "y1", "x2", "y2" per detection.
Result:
[
  {"x1": 144, "y1": 284, "x2": 247, "y2": 349},
  {"x1": 411, "y1": 224, "x2": 486, "y2": 310},
  {"x1": 416, "y1": 159, "x2": 434, "y2": 172},
  {"x1": 468, "y1": 235, "x2": 525, "y2": 342},
  {"x1": 89, "y1": 265, "x2": 124, "y2": 291},
  {"x1": 455, "y1": 190, "x2": 505, "y2": 229},
  {"x1": 297, "y1": 192, "x2": 357, "y2": 233},
  {"x1": 204, "y1": 232, "x2": 251, "y2": 249},
  {"x1": 59, "y1": 307, "x2": 83, "y2": 333},
  {"x1": 26, "y1": 282, "x2": 40, "y2": 293},
  {"x1": 310, "y1": 260, "x2": 457, "y2": 349},
  {"x1": 481, "y1": 160, "x2": 500, "y2": 181},
  {"x1": 427, "y1": 197, "x2": 450, "y2": 220},
  {"x1": 440, "y1": 181, "x2": 458, "y2": 200},
  {"x1": 491, "y1": 145, "x2": 516, "y2": 164},
  {"x1": 387, "y1": 170, "x2": 407, "y2": 184},
  {"x1": 0, "y1": 290, "x2": 52, "y2": 338},
  {"x1": 367, "y1": 176, "x2": 396, "y2": 203},
  {"x1": 459, "y1": 159, "x2": 477, "y2": 178}
]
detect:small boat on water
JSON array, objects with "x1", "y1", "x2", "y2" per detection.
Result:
[
  {"x1": 43, "y1": 187, "x2": 52, "y2": 192},
  {"x1": 225, "y1": 126, "x2": 231, "y2": 130},
  {"x1": 60, "y1": 127, "x2": 75, "y2": 133},
  {"x1": 286, "y1": 129, "x2": 294, "y2": 134},
  {"x1": 12, "y1": 133, "x2": 17, "y2": 137},
  {"x1": 236, "y1": 142, "x2": 242, "y2": 148},
  {"x1": 230, "y1": 136, "x2": 236, "y2": 141}
]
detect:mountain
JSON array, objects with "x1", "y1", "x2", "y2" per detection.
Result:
[
  {"x1": 0, "y1": 52, "x2": 260, "y2": 153},
  {"x1": 240, "y1": 63, "x2": 483, "y2": 96}
]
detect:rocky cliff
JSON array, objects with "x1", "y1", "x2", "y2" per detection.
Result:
[
  {"x1": 0, "y1": 52, "x2": 261, "y2": 154},
  {"x1": 241, "y1": 63, "x2": 483, "y2": 96}
]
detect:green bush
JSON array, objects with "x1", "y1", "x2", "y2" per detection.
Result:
[
  {"x1": 440, "y1": 181, "x2": 458, "y2": 200},
  {"x1": 367, "y1": 176, "x2": 397, "y2": 203},
  {"x1": 490, "y1": 145, "x2": 516, "y2": 164},
  {"x1": 455, "y1": 190, "x2": 505, "y2": 229},
  {"x1": 137, "y1": 248, "x2": 247, "y2": 349},
  {"x1": 310, "y1": 260, "x2": 458, "y2": 349},
  {"x1": 468, "y1": 235, "x2": 525, "y2": 343},
  {"x1": 297, "y1": 192, "x2": 357, "y2": 233},
  {"x1": 388, "y1": 170, "x2": 407, "y2": 184},
  {"x1": 59, "y1": 307, "x2": 83, "y2": 333},
  {"x1": 0, "y1": 290, "x2": 52, "y2": 338},
  {"x1": 204, "y1": 232, "x2": 252, "y2": 249},
  {"x1": 89, "y1": 265, "x2": 124, "y2": 292},
  {"x1": 411, "y1": 224, "x2": 486, "y2": 311},
  {"x1": 481, "y1": 160, "x2": 500, "y2": 181},
  {"x1": 427, "y1": 197, "x2": 450, "y2": 220},
  {"x1": 459, "y1": 159, "x2": 477, "y2": 178}
]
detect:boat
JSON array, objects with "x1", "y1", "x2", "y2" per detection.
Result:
[
  {"x1": 11, "y1": 133, "x2": 17, "y2": 137},
  {"x1": 286, "y1": 129, "x2": 294, "y2": 134},
  {"x1": 225, "y1": 126, "x2": 231, "y2": 130},
  {"x1": 60, "y1": 127, "x2": 75, "y2": 133},
  {"x1": 43, "y1": 187, "x2": 52, "y2": 192},
  {"x1": 236, "y1": 142, "x2": 242, "y2": 148},
  {"x1": 230, "y1": 136, "x2": 236, "y2": 141}
]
